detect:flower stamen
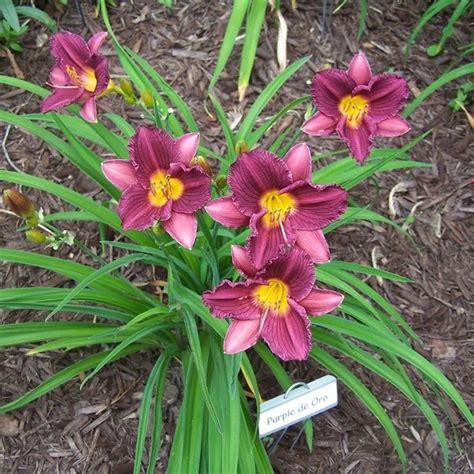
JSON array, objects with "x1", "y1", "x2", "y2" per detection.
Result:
[
  {"x1": 253, "y1": 278, "x2": 289, "y2": 316},
  {"x1": 339, "y1": 94, "x2": 369, "y2": 128},
  {"x1": 148, "y1": 170, "x2": 184, "y2": 207},
  {"x1": 65, "y1": 65, "x2": 97, "y2": 92},
  {"x1": 260, "y1": 190, "x2": 295, "y2": 229}
]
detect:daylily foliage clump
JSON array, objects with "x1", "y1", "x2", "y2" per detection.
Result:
[{"x1": 2, "y1": 20, "x2": 473, "y2": 474}]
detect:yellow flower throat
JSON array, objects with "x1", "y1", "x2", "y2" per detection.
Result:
[
  {"x1": 65, "y1": 65, "x2": 97, "y2": 92},
  {"x1": 253, "y1": 278, "x2": 289, "y2": 316},
  {"x1": 148, "y1": 171, "x2": 184, "y2": 207},
  {"x1": 260, "y1": 190, "x2": 295, "y2": 229},
  {"x1": 339, "y1": 94, "x2": 369, "y2": 128}
]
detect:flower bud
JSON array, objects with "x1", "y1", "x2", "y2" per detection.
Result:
[
  {"x1": 3, "y1": 189, "x2": 35, "y2": 218},
  {"x1": 190, "y1": 155, "x2": 212, "y2": 177},
  {"x1": 140, "y1": 90, "x2": 154, "y2": 108},
  {"x1": 235, "y1": 140, "x2": 249, "y2": 155},
  {"x1": 215, "y1": 175, "x2": 227, "y2": 191},
  {"x1": 26, "y1": 229, "x2": 47, "y2": 245},
  {"x1": 120, "y1": 78, "x2": 134, "y2": 97},
  {"x1": 98, "y1": 79, "x2": 116, "y2": 98}
]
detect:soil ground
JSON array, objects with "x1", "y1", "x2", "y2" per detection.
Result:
[{"x1": 0, "y1": 0, "x2": 472, "y2": 473}]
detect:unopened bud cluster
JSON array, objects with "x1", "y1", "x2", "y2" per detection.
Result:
[{"x1": 3, "y1": 189, "x2": 46, "y2": 245}]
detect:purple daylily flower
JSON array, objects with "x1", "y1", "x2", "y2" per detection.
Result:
[
  {"x1": 203, "y1": 246, "x2": 343, "y2": 361},
  {"x1": 206, "y1": 145, "x2": 347, "y2": 269},
  {"x1": 302, "y1": 52, "x2": 411, "y2": 163},
  {"x1": 102, "y1": 127, "x2": 210, "y2": 249},
  {"x1": 41, "y1": 31, "x2": 110, "y2": 122}
]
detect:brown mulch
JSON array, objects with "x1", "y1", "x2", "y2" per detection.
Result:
[{"x1": 1, "y1": 0, "x2": 473, "y2": 473}]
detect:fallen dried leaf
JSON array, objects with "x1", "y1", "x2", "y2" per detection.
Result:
[{"x1": 0, "y1": 414, "x2": 19, "y2": 436}]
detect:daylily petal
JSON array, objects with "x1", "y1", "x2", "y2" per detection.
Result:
[
  {"x1": 224, "y1": 319, "x2": 261, "y2": 354},
  {"x1": 299, "y1": 287, "x2": 343, "y2": 316},
  {"x1": 88, "y1": 31, "x2": 107, "y2": 54},
  {"x1": 228, "y1": 150, "x2": 292, "y2": 216},
  {"x1": 206, "y1": 196, "x2": 250, "y2": 228},
  {"x1": 301, "y1": 112, "x2": 338, "y2": 136},
  {"x1": 261, "y1": 299, "x2": 311, "y2": 361},
  {"x1": 376, "y1": 116, "x2": 411, "y2": 137},
  {"x1": 88, "y1": 55, "x2": 109, "y2": 95},
  {"x1": 248, "y1": 210, "x2": 296, "y2": 269},
  {"x1": 295, "y1": 229, "x2": 331, "y2": 264},
  {"x1": 312, "y1": 69, "x2": 356, "y2": 119},
  {"x1": 175, "y1": 133, "x2": 200, "y2": 165},
  {"x1": 337, "y1": 116, "x2": 376, "y2": 163},
  {"x1": 283, "y1": 182, "x2": 348, "y2": 230},
  {"x1": 41, "y1": 87, "x2": 83, "y2": 113},
  {"x1": 364, "y1": 73, "x2": 409, "y2": 121},
  {"x1": 129, "y1": 127, "x2": 177, "y2": 182},
  {"x1": 260, "y1": 247, "x2": 314, "y2": 302},
  {"x1": 162, "y1": 211, "x2": 197, "y2": 249},
  {"x1": 102, "y1": 159, "x2": 136, "y2": 191},
  {"x1": 168, "y1": 163, "x2": 211, "y2": 214},
  {"x1": 50, "y1": 31, "x2": 90, "y2": 71},
  {"x1": 50, "y1": 66, "x2": 68, "y2": 86},
  {"x1": 347, "y1": 52, "x2": 372, "y2": 85},
  {"x1": 80, "y1": 96, "x2": 97, "y2": 122},
  {"x1": 117, "y1": 184, "x2": 164, "y2": 230},
  {"x1": 202, "y1": 280, "x2": 261, "y2": 320},
  {"x1": 231, "y1": 245, "x2": 257, "y2": 278},
  {"x1": 283, "y1": 143, "x2": 312, "y2": 182}
]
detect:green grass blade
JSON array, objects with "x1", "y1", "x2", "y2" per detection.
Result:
[
  {"x1": 0, "y1": 170, "x2": 154, "y2": 246},
  {"x1": 181, "y1": 307, "x2": 222, "y2": 433},
  {"x1": 167, "y1": 351, "x2": 206, "y2": 473},
  {"x1": 0, "y1": 75, "x2": 48, "y2": 96},
  {"x1": 1, "y1": 0, "x2": 20, "y2": 31},
  {"x1": 80, "y1": 323, "x2": 166, "y2": 387},
  {"x1": 209, "y1": 0, "x2": 250, "y2": 91},
  {"x1": 404, "y1": 0, "x2": 453, "y2": 61},
  {"x1": 46, "y1": 253, "x2": 160, "y2": 320},
  {"x1": 236, "y1": 55, "x2": 311, "y2": 143},
  {"x1": 321, "y1": 266, "x2": 418, "y2": 340},
  {"x1": 237, "y1": 0, "x2": 267, "y2": 101},
  {"x1": 357, "y1": 0, "x2": 368, "y2": 40},
  {"x1": 209, "y1": 92, "x2": 236, "y2": 162},
  {"x1": 403, "y1": 63, "x2": 474, "y2": 117},
  {"x1": 0, "y1": 286, "x2": 146, "y2": 316},
  {"x1": 51, "y1": 114, "x2": 120, "y2": 197},
  {"x1": 0, "y1": 345, "x2": 147, "y2": 413},
  {"x1": 313, "y1": 316, "x2": 474, "y2": 426},
  {"x1": 134, "y1": 348, "x2": 174, "y2": 474},
  {"x1": 105, "y1": 112, "x2": 135, "y2": 137},
  {"x1": 312, "y1": 329, "x2": 449, "y2": 467},
  {"x1": 15, "y1": 5, "x2": 57, "y2": 31},
  {"x1": 325, "y1": 260, "x2": 411, "y2": 282},
  {"x1": 342, "y1": 132, "x2": 430, "y2": 189},
  {"x1": 146, "y1": 350, "x2": 175, "y2": 474},
  {"x1": 0, "y1": 249, "x2": 142, "y2": 298},
  {"x1": 323, "y1": 206, "x2": 410, "y2": 237},
  {"x1": 125, "y1": 47, "x2": 199, "y2": 132},
  {"x1": 310, "y1": 346, "x2": 407, "y2": 465},
  {"x1": 426, "y1": 0, "x2": 470, "y2": 56},
  {"x1": 248, "y1": 95, "x2": 311, "y2": 147},
  {"x1": 0, "y1": 322, "x2": 112, "y2": 348}
]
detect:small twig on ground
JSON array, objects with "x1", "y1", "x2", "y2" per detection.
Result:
[
  {"x1": 1, "y1": 47, "x2": 25, "y2": 79},
  {"x1": 2, "y1": 125, "x2": 24, "y2": 174}
]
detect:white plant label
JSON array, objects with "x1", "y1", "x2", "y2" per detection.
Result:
[{"x1": 258, "y1": 375, "x2": 338, "y2": 437}]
